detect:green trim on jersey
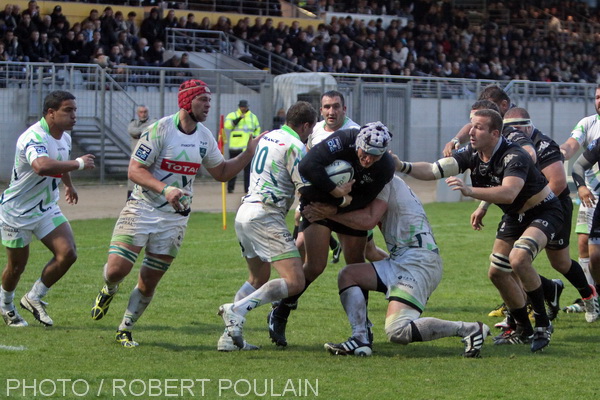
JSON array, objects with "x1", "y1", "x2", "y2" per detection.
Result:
[
  {"x1": 281, "y1": 125, "x2": 300, "y2": 141},
  {"x1": 39, "y1": 118, "x2": 50, "y2": 134}
]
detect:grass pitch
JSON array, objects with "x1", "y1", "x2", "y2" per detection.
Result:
[{"x1": 0, "y1": 201, "x2": 596, "y2": 399}]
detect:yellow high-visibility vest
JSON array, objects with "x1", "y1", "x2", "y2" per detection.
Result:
[{"x1": 224, "y1": 109, "x2": 261, "y2": 150}]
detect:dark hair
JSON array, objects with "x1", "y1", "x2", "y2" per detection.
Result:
[
  {"x1": 477, "y1": 85, "x2": 510, "y2": 106},
  {"x1": 471, "y1": 99, "x2": 500, "y2": 114},
  {"x1": 473, "y1": 109, "x2": 503, "y2": 133},
  {"x1": 286, "y1": 101, "x2": 317, "y2": 128},
  {"x1": 43, "y1": 91, "x2": 75, "y2": 115},
  {"x1": 321, "y1": 90, "x2": 345, "y2": 107}
]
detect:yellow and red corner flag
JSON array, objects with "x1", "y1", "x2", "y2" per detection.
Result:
[{"x1": 218, "y1": 115, "x2": 227, "y2": 230}]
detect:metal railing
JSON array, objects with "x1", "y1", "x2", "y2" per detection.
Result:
[{"x1": 165, "y1": 28, "x2": 310, "y2": 75}]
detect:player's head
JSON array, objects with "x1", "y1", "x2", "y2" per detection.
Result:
[
  {"x1": 503, "y1": 107, "x2": 534, "y2": 137},
  {"x1": 320, "y1": 90, "x2": 347, "y2": 132},
  {"x1": 470, "y1": 109, "x2": 503, "y2": 150},
  {"x1": 470, "y1": 100, "x2": 500, "y2": 118},
  {"x1": 43, "y1": 90, "x2": 77, "y2": 131},
  {"x1": 286, "y1": 101, "x2": 318, "y2": 143},
  {"x1": 478, "y1": 85, "x2": 511, "y2": 116},
  {"x1": 178, "y1": 79, "x2": 211, "y2": 122},
  {"x1": 355, "y1": 121, "x2": 392, "y2": 168}
]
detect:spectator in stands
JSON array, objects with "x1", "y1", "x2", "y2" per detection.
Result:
[
  {"x1": 199, "y1": 16, "x2": 211, "y2": 30},
  {"x1": 114, "y1": 11, "x2": 127, "y2": 34},
  {"x1": 177, "y1": 16, "x2": 187, "y2": 29},
  {"x1": 120, "y1": 46, "x2": 136, "y2": 67},
  {"x1": 81, "y1": 21, "x2": 94, "y2": 43},
  {"x1": 100, "y1": 7, "x2": 118, "y2": 48},
  {"x1": 185, "y1": 13, "x2": 199, "y2": 30},
  {"x1": 0, "y1": 41, "x2": 8, "y2": 62},
  {"x1": 15, "y1": 11, "x2": 36, "y2": 41},
  {"x1": 23, "y1": 0, "x2": 40, "y2": 28},
  {"x1": 50, "y1": 5, "x2": 69, "y2": 31},
  {"x1": 81, "y1": 9, "x2": 99, "y2": 29},
  {"x1": 126, "y1": 12, "x2": 139, "y2": 39},
  {"x1": 212, "y1": 16, "x2": 232, "y2": 34},
  {"x1": 145, "y1": 39, "x2": 165, "y2": 66},
  {"x1": 92, "y1": 47, "x2": 109, "y2": 68},
  {"x1": 3, "y1": 29, "x2": 27, "y2": 62},
  {"x1": 162, "y1": 9, "x2": 178, "y2": 31},
  {"x1": 37, "y1": 15, "x2": 53, "y2": 37},
  {"x1": 1, "y1": 4, "x2": 18, "y2": 33},
  {"x1": 108, "y1": 44, "x2": 122, "y2": 67},
  {"x1": 140, "y1": 8, "x2": 163, "y2": 46},
  {"x1": 60, "y1": 30, "x2": 81, "y2": 63},
  {"x1": 134, "y1": 37, "x2": 149, "y2": 66},
  {"x1": 82, "y1": 30, "x2": 104, "y2": 63}
]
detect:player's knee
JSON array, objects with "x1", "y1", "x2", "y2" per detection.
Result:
[
  {"x1": 512, "y1": 236, "x2": 540, "y2": 262},
  {"x1": 384, "y1": 309, "x2": 420, "y2": 345},
  {"x1": 57, "y1": 246, "x2": 77, "y2": 267},
  {"x1": 489, "y1": 252, "x2": 511, "y2": 273}
]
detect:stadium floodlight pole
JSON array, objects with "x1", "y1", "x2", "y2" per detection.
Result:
[{"x1": 218, "y1": 114, "x2": 227, "y2": 230}]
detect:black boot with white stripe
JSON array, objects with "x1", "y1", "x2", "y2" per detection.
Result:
[{"x1": 324, "y1": 337, "x2": 372, "y2": 357}]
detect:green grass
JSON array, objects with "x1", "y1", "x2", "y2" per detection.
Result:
[{"x1": 0, "y1": 201, "x2": 597, "y2": 399}]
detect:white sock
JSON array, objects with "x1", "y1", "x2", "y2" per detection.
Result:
[
  {"x1": 118, "y1": 286, "x2": 153, "y2": 331},
  {"x1": 233, "y1": 279, "x2": 288, "y2": 317},
  {"x1": 579, "y1": 258, "x2": 595, "y2": 286},
  {"x1": 0, "y1": 286, "x2": 15, "y2": 312},
  {"x1": 340, "y1": 286, "x2": 368, "y2": 343},
  {"x1": 412, "y1": 318, "x2": 474, "y2": 341},
  {"x1": 234, "y1": 281, "x2": 257, "y2": 302},
  {"x1": 27, "y1": 279, "x2": 49, "y2": 301},
  {"x1": 103, "y1": 263, "x2": 121, "y2": 294}
]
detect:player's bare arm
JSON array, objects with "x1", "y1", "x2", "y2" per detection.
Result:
[
  {"x1": 206, "y1": 132, "x2": 266, "y2": 182},
  {"x1": 442, "y1": 123, "x2": 471, "y2": 157},
  {"x1": 560, "y1": 137, "x2": 580, "y2": 159},
  {"x1": 31, "y1": 153, "x2": 95, "y2": 176}
]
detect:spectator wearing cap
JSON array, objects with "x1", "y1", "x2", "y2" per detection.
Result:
[
  {"x1": 224, "y1": 99, "x2": 261, "y2": 193},
  {"x1": 50, "y1": 5, "x2": 69, "y2": 31}
]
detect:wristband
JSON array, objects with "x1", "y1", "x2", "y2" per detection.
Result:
[
  {"x1": 339, "y1": 195, "x2": 349, "y2": 207},
  {"x1": 478, "y1": 200, "x2": 490, "y2": 210},
  {"x1": 161, "y1": 185, "x2": 170, "y2": 195},
  {"x1": 397, "y1": 161, "x2": 412, "y2": 174},
  {"x1": 451, "y1": 137, "x2": 460, "y2": 145},
  {"x1": 76, "y1": 157, "x2": 85, "y2": 170}
]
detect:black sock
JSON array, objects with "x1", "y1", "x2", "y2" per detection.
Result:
[
  {"x1": 292, "y1": 225, "x2": 299, "y2": 240},
  {"x1": 329, "y1": 235, "x2": 338, "y2": 251},
  {"x1": 563, "y1": 260, "x2": 592, "y2": 298},
  {"x1": 539, "y1": 274, "x2": 555, "y2": 303},
  {"x1": 274, "y1": 279, "x2": 312, "y2": 319},
  {"x1": 526, "y1": 285, "x2": 550, "y2": 327},
  {"x1": 509, "y1": 306, "x2": 533, "y2": 335}
]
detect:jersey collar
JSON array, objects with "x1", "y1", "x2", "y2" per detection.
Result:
[{"x1": 281, "y1": 125, "x2": 300, "y2": 141}]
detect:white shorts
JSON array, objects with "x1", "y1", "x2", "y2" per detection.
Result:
[
  {"x1": 576, "y1": 203, "x2": 594, "y2": 235},
  {"x1": 235, "y1": 203, "x2": 299, "y2": 262},
  {"x1": 1, "y1": 206, "x2": 68, "y2": 248},
  {"x1": 373, "y1": 248, "x2": 442, "y2": 313},
  {"x1": 111, "y1": 199, "x2": 187, "y2": 257}
]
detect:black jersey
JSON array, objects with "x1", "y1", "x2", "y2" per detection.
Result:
[
  {"x1": 504, "y1": 126, "x2": 569, "y2": 198},
  {"x1": 298, "y1": 128, "x2": 395, "y2": 213},
  {"x1": 453, "y1": 135, "x2": 549, "y2": 215}
]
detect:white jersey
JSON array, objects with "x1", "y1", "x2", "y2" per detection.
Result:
[
  {"x1": 131, "y1": 112, "x2": 224, "y2": 213},
  {"x1": 0, "y1": 119, "x2": 71, "y2": 220},
  {"x1": 570, "y1": 114, "x2": 600, "y2": 194},
  {"x1": 376, "y1": 175, "x2": 438, "y2": 257},
  {"x1": 243, "y1": 125, "x2": 306, "y2": 213},
  {"x1": 307, "y1": 117, "x2": 359, "y2": 149}
]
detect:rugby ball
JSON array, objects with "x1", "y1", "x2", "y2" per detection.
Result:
[{"x1": 325, "y1": 160, "x2": 354, "y2": 186}]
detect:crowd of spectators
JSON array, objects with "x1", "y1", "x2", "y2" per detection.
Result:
[{"x1": 2, "y1": 0, "x2": 600, "y2": 85}]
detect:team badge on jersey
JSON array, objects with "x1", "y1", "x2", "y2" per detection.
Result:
[
  {"x1": 326, "y1": 137, "x2": 343, "y2": 154},
  {"x1": 34, "y1": 145, "x2": 48, "y2": 155},
  {"x1": 136, "y1": 144, "x2": 152, "y2": 161}
]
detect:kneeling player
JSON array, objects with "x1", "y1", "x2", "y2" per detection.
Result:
[{"x1": 303, "y1": 176, "x2": 489, "y2": 357}]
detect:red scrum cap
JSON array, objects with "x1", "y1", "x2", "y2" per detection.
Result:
[{"x1": 178, "y1": 79, "x2": 210, "y2": 113}]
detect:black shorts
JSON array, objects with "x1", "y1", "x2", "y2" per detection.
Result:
[
  {"x1": 589, "y1": 203, "x2": 600, "y2": 242},
  {"x1": 546, "y1": 192, "x2": 572, "y2": 250},
  {"x1": 299, "y1": 213, "x2": 368, "y2": 237},
  {"x1": 496, "y1": 197, "x2": 564, "y2": 245}
]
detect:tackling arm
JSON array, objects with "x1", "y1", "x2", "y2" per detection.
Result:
[
  {"x1": 303, "y1": 198, "x2": 388, "y2": 231},
  {"x1": 560, "y1": 137, "x2": 580, "y2": 160}
]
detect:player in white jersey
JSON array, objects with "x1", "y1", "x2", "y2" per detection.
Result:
[
  {"x1": 90, "y1": 79, "x2": 264, "y2": 347},
  {"x1": 0, "y1": 90, "x2": 95, "y2": 327},
  {"x1": 560, "y1": 85, "x2": 600, "y2": 299},
  {"x1": 217, "y1": 101, "x2": 318, "y2": 351},
  {"x1": 302, "y1": 176, "x2": 489, "y2": 357}
]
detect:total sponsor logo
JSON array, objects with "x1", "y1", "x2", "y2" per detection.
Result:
[{"x1": 160, "y1": 159, "x2": 201, "y2": 175}]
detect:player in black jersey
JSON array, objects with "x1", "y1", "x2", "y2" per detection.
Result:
[
  {"x1": 397, "y1": 109, "x2": 560, "y2": 352},
  {"x1": 267, "y1": 122, "x2": 395, "y2": 347}
]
